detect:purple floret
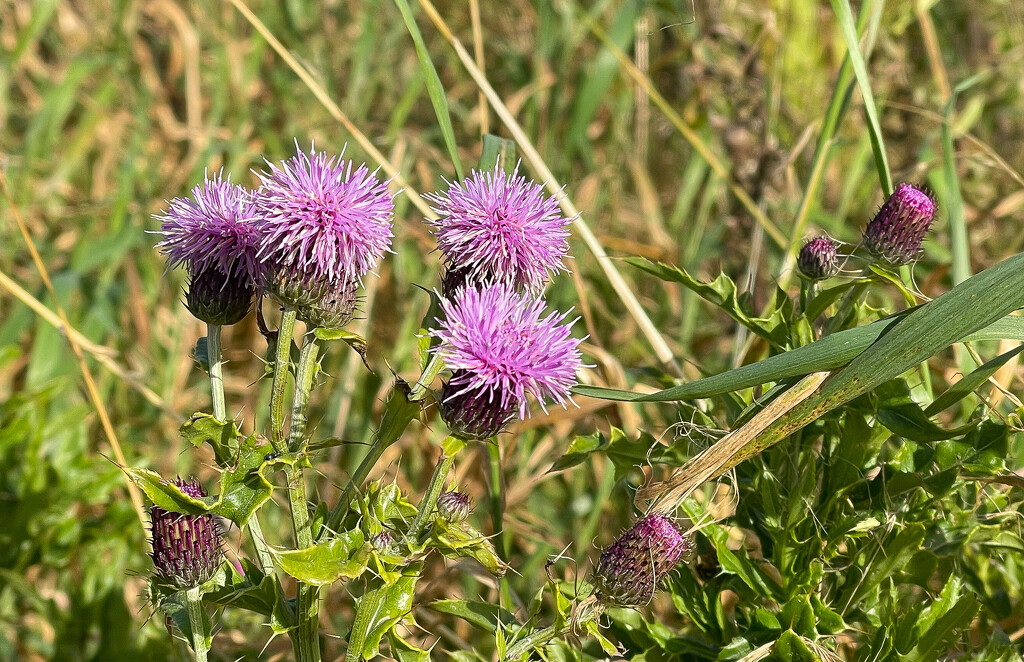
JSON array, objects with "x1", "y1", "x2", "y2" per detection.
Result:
[
  {"x1": 254, "y1": 144, "x2": 395, "y2": 286},
  {"x1": 430, "y1": 284, "x2": 583, "y2": 420},
  {"x1": 425, "y1": 166, "x2": 572, "y2": 293},
  {"x1": 155, "y1": 172, "x2": 262, "y2": 282}
]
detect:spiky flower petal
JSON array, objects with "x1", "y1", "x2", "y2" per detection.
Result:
[
  {"x1": 863, "y1": 183, "x2": 936, "y2": 264},
  {"x1": 149, "y1": 478, "x2": 223, "y2": 589},
  {"x1": 430, "y1": 285, "x2": 583, "y2": 423},
  {"x1": 254, "y1": 144, "x2": 395, "y2": 288},
  {"x1": 425, "y1": 166, "x2": 572, "y2": 293},
  {"x1": 593, "y1": 514, "x2": 694, "y2": 607},
  {"x1": 155, "y1": 172, "x2": 262, "y2": 282},
  {"x1": 437, "y1": 490, "x2": 473, "y2": 523},
  {"x1": 797, "y1": 236, "x2": 840, "y2": 281}
]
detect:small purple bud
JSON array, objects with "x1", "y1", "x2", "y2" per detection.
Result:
[
  {"x1": 185, "y1": 263, "x2": 256, "y2": 326},
  {"x1": 593, "y1": 514, "x2": 695, "y2": 607},
  {"x1": 149, "y1": 478, "x2": 223, "y2": 589},
  {"x1": 370, "y1": 530, "x2": 397, "y2": 553},
  {"x1": 863, "y1": 183, "x2": 936, "y2": 264},
  {"x1": 437, "y1": 490, "x2": 473, "y2": 522},
  {"x1": 797, "y1": 236, "x2": 840, "y2": 281},
  {"x1": 439, "y1": 375, "x2": 517, "y2": 440}
]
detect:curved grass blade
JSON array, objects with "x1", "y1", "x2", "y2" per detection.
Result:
[
  {"x1": 924, "y1": 344, "x2": 1024, "y2": 416},
  {"x1": 393, "y1": 0, "x2": 464, "y2": 180},
  {"x1": 575, "y1": 313, "x2": 1024, "y2": 403},
  {"x1": 830, "y1": 0, "x2": 892, "y2": 193}
]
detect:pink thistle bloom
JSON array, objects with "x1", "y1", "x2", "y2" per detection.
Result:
[
  {"x1": 154, "y1": 172, "x2": 262, "y2": 283},
  {"x1": 425, "y1": 166, "x2": 572, "y2": 293},
  {"x1": 430, "y1": 285, "x2": 583, "y2": 425},
  {"x1": 254, "y1": 144, "x2": 395, "y2": 286}
]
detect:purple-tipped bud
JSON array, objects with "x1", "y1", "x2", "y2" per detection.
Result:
[
  {"x1": 370, "y1": 531, "x2": 397, "y2": 553},
  {"x1": 593, "y1": 514, "x2": 695, "y2": 607},
  {"x1": 439, "y1": 375, "x2": 518, "y2": 441},
  {"x1": 863, "y1": 183, "x2": 935, "y2": 264},
  {"x1": 797, "y1": 236, "x2": 840, "y2": 281},
  {"x1": 185, "y1": 264, "x2": 257, "y2": 325},
  {"x1": 437, "y1": 490, "x2": 473, "y2": 522},
  {"x1": 149, "y1": 478, "x2": 223, "y2": 589}
]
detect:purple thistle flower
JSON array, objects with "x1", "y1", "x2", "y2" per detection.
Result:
[
  {"x1": 863, "y1": 182, "x2": 936, "y2": 265},
  {"x1": 148, "y1": 478, "x2": 223, "y2": 589},
  {"x1": 593, "y1": 514, "x2": 695, "y2": 607},
  {"x1": 430, "y1": 285, "x2": 583, "y2": 433},
  {"x1": 425, "y1": 166, "x2": 572, "y2": 293},
  {"x1": 797, "y1": 236, "x2": 840, "y2": 281},
  {"x1": 254, "y1": 144, "x2": 395, "y2": 288},
  {"x1": 437, "y1": 490, "x2": 473, "y2": 522},
  {"x1": 155, "y1": 172, "x2": 262, "y2": 283}
]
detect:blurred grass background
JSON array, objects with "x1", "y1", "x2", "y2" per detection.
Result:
[{"x1": 1, "y1": 0, "x2": 1023, "y2": 659}]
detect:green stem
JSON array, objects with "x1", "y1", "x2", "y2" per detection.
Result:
[
  {"x1": 206, "y1": 323, "x2": 274, "y2": 576},
  {"x1": 270, "y1": 309, "x2": 297, "y2": 453},
  {"x1": 408, "y1": 351, "x2": 444, "y2": 401},
  {"x1": 184, "y1": 585, "x2": 211, "y2": 662},
  {"x1": 285, "y1": 332, "x2": 322, "y2": 662},
  {"x1": 823, "y1": 271, "x2": 870, "y2": 335},
  {"x1": 206, "y1": 324, "x2": 227, "y2": 421},
  {"x1": 408, "y1": 436, "x2": 465, "y2": 543},
  {"x1": 486, "y1": 443, "x2": 513, "y2": 606}
]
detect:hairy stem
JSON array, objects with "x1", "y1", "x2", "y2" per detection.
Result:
[
  {"x1": 184, "y1": 585, "x2": 211, "y2": 662},
  {"x1": 409, "y1": 436, "x2": 466, "y2": 543},
  {"x1": 207, "y1": 323, "x2": 274, "y2": 575},
  {"x1": 270, "y1": 309, "x2": 297, "y2": 453},
  {"x1": 287, "y1": 332, "x2": 322, "y2": 662}
]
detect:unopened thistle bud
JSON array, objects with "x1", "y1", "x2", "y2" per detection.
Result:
[
  {"x1": 149, "y1": 478, "x2": 223, "y2": 589},
  {"x1": 186, "y1": 264, "x2": 257, "y2": 326},
  {"x1": 437, "y1": 489, "x2": 473, "y2": 522},
  {"x1": 593, "y1": 514, "x2": 694, "y2": 607},
  {"x1": 863, "y1": 183, "x2": 935, "y2": 265},
  {"x1": 439, "y1": 376, "x2": 517, "y2": 441},
  {"x1": 370, "y1": 530, "x2": 397, "y2": 553},
  {"x1": 797, "y1": 236, "x2": 840, "y2": 281}
]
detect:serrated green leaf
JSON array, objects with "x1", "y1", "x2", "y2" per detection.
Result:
[
  {"x1": 124, "y1": 467, "x2": 215, "y2": 513},
  {"x1": 387, "y1": 630, "x2": 431, "y2": 662},
  {"x1": 273, "y1": 530, "x2": 369, "y2": 586},
  {"x1": 359, "y1": 573, "x2": 419, "y2": 660},
  {"x1": 770, "y1": 630, "x2": 816, "y2": 662},
  {"x1": 215, "y1": 433, "x2": 275, "y2": 527},
  {"x1": 430, "y1": 519, "x2": 509, "y2": 576},
  {"x1": 179, "y1": 412, "x2": 244, "y2": 467},
  {"x1": 874, "y1": 379, "x2": 977, "y2": 442}
]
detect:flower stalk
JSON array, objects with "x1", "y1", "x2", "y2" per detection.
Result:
[
  {"x1": 184, "y1": 585, "x2": 211, "y2": 662},
  {"x1": 409, "y1": 436, "x2": 466, "y2": 543}
]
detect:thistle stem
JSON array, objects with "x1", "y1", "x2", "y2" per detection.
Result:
[
  {"x1": 184, "y1": 585, "x2": 211, "y2": 662},
  {"x1": 270, "y1": 309, "x2": 297, "y2": 453},
  {"x1": 286, "y1": 332, "x2": 322, "y2": 662},
  {"x1": 409, "y1": 436, "x2": 466, "y2": 543},
  {"x1": 206, "y1": 324, "x2": 227, "y2": 421},
  {"x1": 206, "y1": 323, "x2": 274, "y2": 576}
]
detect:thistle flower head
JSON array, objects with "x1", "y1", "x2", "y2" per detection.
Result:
[
  {"x1": 437, "y1": 490, "x2": 473, "y2": 522},
  {"x1": 149, "y1": 478, "x2": 223, "y2": 589},
  {"x1": 593, "y1": 514, "x2": 695, "y2": 607},
  {"x1": 154, "y1": 172, "x2": 262, "y2": 282},
  {"x1": 797, "y1": 236, "x2": 840, "y2": 281},
  {"x1": 254, "y1": 144, "x2": 395, "y2": 287},
  {"x1": 863, "y1": 182, "x2": 936, "y2": 265},
  {"x1": 430, "y1": 285, "x2": 583, "y2": 425},
  {"x1": 425, "y1": 166, "x2": 572, "y2": 294}
]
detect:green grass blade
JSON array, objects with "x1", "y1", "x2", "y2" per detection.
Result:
[
  {"x1": 393, "y1": 0, "x2": 464, "y2": 180},
  {"x1": 575, "y1": 312, "x2": 1024, "y2": 403},
  {"x1": 830, "y1": 0, "x2": 893, "y2": 193},
  {"x1": 941, "y1": 98, "x2": 970, "y2": 285},
  {"x1": 479, "y1": 134, "x2": 517, "y2": 172},
  {"x1": 924, "y1": 344, "x2": 1024, "y2": 416}
]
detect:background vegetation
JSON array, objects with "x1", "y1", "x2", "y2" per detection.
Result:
[{"x1": 2, "y1": 0, "x2": 1024, "y2": 659}]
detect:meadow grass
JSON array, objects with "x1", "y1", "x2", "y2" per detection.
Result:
[{"x1": 2, "y1": 1, "x2": 1024, "y2": 659}]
